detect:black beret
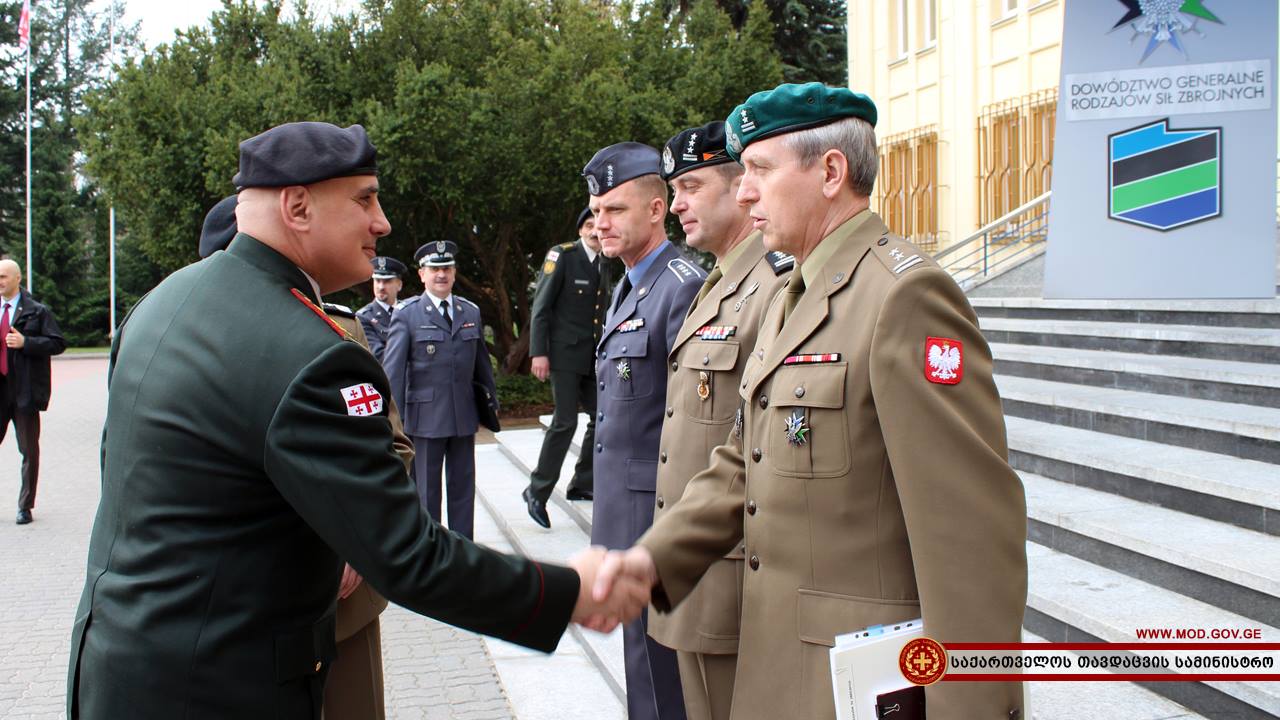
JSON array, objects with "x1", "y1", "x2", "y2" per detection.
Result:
[
  {"x1": 370, "y1": 256, "x2": 408, "y2": 279},
  {"x1": 662, "y1": 121, "x2": 734, "y2": 181},
  {"x1": 582, "y1": 142, "x2": 660, "y2": 196},
  {"x1": 415, "y1": 240, "x2": 459, "y2": 267},
  {"x1": 198, "y1": 195, "x2": 239, "y2": 258},
  {"x1": 232, "y1": 122, "x2": 378, "y2": 189},
  {"x1": 576, "y1": 207, "x2": 593, "y2": 230}
]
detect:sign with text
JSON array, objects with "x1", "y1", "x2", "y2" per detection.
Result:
[{"x1": 1044, "y1": 1, "x2": 1277, "y2": 299}]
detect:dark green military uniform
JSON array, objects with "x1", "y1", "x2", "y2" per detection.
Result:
[
  {"x1": 68, "y1": 233, "x2": 578, "y2": 720},
  {"x1": 525, "y1": 239, "x2": 610, "y2": 504}
]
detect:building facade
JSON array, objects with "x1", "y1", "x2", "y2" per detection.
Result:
[{"x1": 848, "y1": 0, "x2": 1063, "y2": 252}]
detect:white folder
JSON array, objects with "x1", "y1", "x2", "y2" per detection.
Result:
[{"x1": 828, "y1": 618, "x2": 924, "y2": 720}]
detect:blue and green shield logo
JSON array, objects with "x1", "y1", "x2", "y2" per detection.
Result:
[{"x1": 1108, "y1": 119, "x2": 1221, "y2": 231}]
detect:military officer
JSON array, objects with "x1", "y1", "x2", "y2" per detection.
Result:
[
  {"x1": 594, "y1": 84, "x2": 1029, "y2": 720},
  {"x1": 382, "y1": 240, "x2": 497, "y2": 540},
  {"x1": 650, "y1": 121, "x2": 793, "y2": 720},
  {"x1": 357, "y1": 256, "x2": 408, "y2": 362},
  {"x1": 197, "y1": 198, "x2": 409, "y2": 720},
  {"x1": 587, "y1": 141, "x2": 703, "y2": 720},
  {"x1": 69, "y1": 122, "x2": 646, "y2": 720},
  {"x1": 522, "y1": 207, "x2": 611, "y2": 527}
]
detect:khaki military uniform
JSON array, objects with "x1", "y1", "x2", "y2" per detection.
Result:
[
  {"x1": 649, "y1": 232, "x2": 791, "y2": 720},
  {"x1": 322, "y1": 309, "x2": 415, "y2": 720},
  {"x1": 640, "y1": 212, "x2": 1027, "y2": 720}
]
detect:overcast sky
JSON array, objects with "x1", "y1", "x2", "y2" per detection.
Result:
[{"x1": 124, "y1": 0, "x2": 359, "y2": 50}]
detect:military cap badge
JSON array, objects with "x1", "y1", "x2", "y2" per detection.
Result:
[{"x1": 662, "y1": 146, "x2": 676, "y2": 176}]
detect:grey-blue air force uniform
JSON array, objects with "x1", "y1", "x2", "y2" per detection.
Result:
[
  {"x1": 382, "y1": 278, "x2": 495, "y2": 540},
  {"x1": 357, "y1": 256, "x2": 407, "y2": 362}
]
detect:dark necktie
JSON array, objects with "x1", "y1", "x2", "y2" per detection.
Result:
[
  {"x1": 0, "y1": 302, "x2": 9, "y2": 376},
  {"x1": 440, "y1": 299, "x2": 452, "y2": 328},
  {"x1": 613, "y1": 275, "x2": 633, "y2": 314}
]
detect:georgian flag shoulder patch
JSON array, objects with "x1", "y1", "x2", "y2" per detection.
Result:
[
  {"x1": 925, "y1": 336, "x2": 963, "y2": 385},
  {"x1": 341, "y1": 383, "x2": 384, "y2": 416}
]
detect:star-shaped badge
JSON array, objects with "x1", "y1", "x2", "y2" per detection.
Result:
[
  {"x1": 784, "y1": 409, "x2": 809, "y2": 446},
  {"x1": 616, "y1": 359, "x2": 631, "y2": 381}
]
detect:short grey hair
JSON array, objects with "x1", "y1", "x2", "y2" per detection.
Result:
[{"x1": 781, "y1": 116, "x2": 878, "y2": 196}]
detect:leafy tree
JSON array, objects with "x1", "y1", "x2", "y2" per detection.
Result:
[{"x1": 79, "y1": 0, "x2": 782, "y2": 367}]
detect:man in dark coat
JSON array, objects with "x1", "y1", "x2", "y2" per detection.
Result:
[
  {"x1": 67, "y1": 122, "x2": 646, "y2": 720},
  {"x1": 522, "y1": 207, "x2": 611, "y2": 527},
  {"x1": 0, "y1": 258, "x2": 66, "y2": 525}
]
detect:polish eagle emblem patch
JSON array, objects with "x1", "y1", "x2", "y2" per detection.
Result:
[{"x1": 925, "y1": 337, "x2": 963, "y2": 385}]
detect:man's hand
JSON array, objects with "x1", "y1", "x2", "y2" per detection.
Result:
[
  {"x1": 569, "y1": 547, "x2": 652, "y2": 633},
  {"x1": 592, "y1": 546, "x2": 658, "y2": 604},
  {"x1": 338, "y1": 563, "x2": 363, "y2": 600},
  {"x1": 531, "y1": 356, "x2": 551, "y2": 382},
  {"x1": 6, "y1": 329, "x2": 24, "y2": 349}
]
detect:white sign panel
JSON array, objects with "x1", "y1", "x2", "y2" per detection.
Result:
[{"x1": 1066, "y1": 59, "x2": 1271, "y2": 121}]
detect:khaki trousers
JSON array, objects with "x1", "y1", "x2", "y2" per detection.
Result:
[{"x1": 676, "y1": 651, "x2": 737, "y2": 720}]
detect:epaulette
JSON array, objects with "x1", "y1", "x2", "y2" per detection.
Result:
[
  {"x1": 559, "y1": 241, "x2": 577, "y2": 251},
  {"x1": 666, "y1": 257, "x2": 702, "y2": 284},
  {"x1": 395, "y1": 296, "x2": 420, "y2": 311},
  {"x1": 323, "y1": 302, "x2": 355, "y2": 319},
  {"x1": 456, "y1": 296, "x2": 479, "y2": 309},
  {"x1": 291, "y1": 289, "x2": 350, "y2": 339},
  {"x1": 870, "y1": 235, "x2": 929, "y2": 277},
  {"x1": 764, "y1": 250, "x2": 795, "y2": 276}
]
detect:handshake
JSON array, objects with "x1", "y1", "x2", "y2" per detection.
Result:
[{"x1": 567, "y1": 545, "x2": 660, "y2": 633}]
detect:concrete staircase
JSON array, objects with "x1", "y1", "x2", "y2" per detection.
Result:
[{"x1": 973, "y1": 296, "x2": 1280, "y2": 720}]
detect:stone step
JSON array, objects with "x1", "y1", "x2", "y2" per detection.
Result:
[
  {"x1": 996, "y1": 375, "x2": 1280, "y2": 464},
  {"x1": 972, "y1": 297, "x2": 1280, "y2": 329},
  {"x1": 1007, "y1": 416, "x2": 1280, "y2": 536},
  {"x1": 1024, "y1": 473, "x2": 1280, "y2": 627},
  {"x1": 1021, "y1": 630, "x2": 1207, "y2": 720},
  {"x1": 981, "y1": 317, "x2": 1280, "y2": 364},
  {"x1": 472, "y1": 444, "x2": 627, "y2": 706},
  {"x1": 1027, "y1": 543, "x2": 1280, "y2": 720},
  {"x1": 495, "y1": 425, "x2": 594, "y2": 533},
  {"x1": 991, "y1": 343, "x2": 1280, "y2": 408}
]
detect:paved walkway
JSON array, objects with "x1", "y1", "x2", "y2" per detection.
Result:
[{"x1": 0, "y1": 357, "x2": 516, "y2": 719}]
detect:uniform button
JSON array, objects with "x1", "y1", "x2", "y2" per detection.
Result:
[
  {"x1": 833, "y1": 272, "x2": 844, "y2": 283},
  {"x1": 747, "y1": 500, "x2": 757, "y2": 515},
  {"x1": 759, "y1": 395, "x2": 768, "y2": 409},
  {"x1": 666, "y1": 406, "x2": 673, "y2": 417},
  {"x1": 794, "y1": 386, "x2": 805, "y2": 398},
  {"x1": 702, "y1": 356, "x2": 710, "y2": 365},
  {"x1": 621, "y1": 346, "x2": 627, "y2": 352},
  {"x1": 1008, "y1": 712, "x2": 1021, "y2": 720},
  {"x1": 671, "y1": 361, "x2": 679, "y2": 371},
  {"x1": 660, "y1": 452, "x2": 667, "y2": 463},
  {"x1": 656, "y1": 496, "x2": 665, "y2": 509},
  {"x1": 598, "y1": 411, "x2": 604, "y2": 422},
  {"x1": 599, "y1": 381, "x2": 605, "y2": 390},
  {"x1": 751, "y1": 448, "x2": 762, "y2": 462},
  {"x1": 314, "y1": 660, "x2": 323, "y2": 672},
  {"x1": 749, "y1": 555, "x2": 759, "y2": 570},
  {"x1": 877, "y1": 236, "x2": 888, "y2": 246},
  {"x1": 596, "y1": 443, "x2": 603, "y2": 453}
]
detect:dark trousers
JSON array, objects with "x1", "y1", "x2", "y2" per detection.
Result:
[
  {"x1": 413, "y1": 435, "x2": 476, "y2": 539},
  {"x1": 528, "y1": 369, "x2": 595, "y2": 502},
  {"x1": 625, "y1": 609, "x2": 687, "y2": 720},
  {"x1": 0, "y1": 398, "x2": 40, "y2": 511}
]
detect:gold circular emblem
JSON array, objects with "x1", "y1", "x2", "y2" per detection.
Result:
[
  {"x1": 899, "y1": 637, "x2": 947, "y2": 686},
  {"x1": 696, "y1": 371, "x2": 710, "y2": 401}
]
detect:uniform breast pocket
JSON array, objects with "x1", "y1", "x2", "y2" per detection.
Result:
[
  {"x1": 413, "y1": 329, "x2": 448, "y2": 364},
  {"x1": 679, "y1": 340, "x2": 740, "y2": 423},
  {"x1": 602, "y1": 329, "x2": 652, "y2": 400},
  {"x1": 459, "y1": 326, "x2": 481, "y2": 341},
  {"x1": 767, "y1": 363, "x2": 849, "y2": 478}
]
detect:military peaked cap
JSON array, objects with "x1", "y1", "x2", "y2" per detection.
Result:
[
  {"x1": 415, "y1": 240, "x2": 458, "y2": 268},
  {"x1": 582, "y1": 142, "x2": 660, "y2": 196},
  {"x1": 371, "y1": 256, "x2": 408, "y2": 279},
  {"x1": 724, "y1": 83, "x2": 878, "y2": 161},
  {"x1": 661, "y1": 120, "x2": 734, "y2": 181},
  {"x1": 198, "y1": 195, "x2": 239, "y2": 258},
  {"x1": 233, "y1": 122, "x2": 378, "y2": 189}
]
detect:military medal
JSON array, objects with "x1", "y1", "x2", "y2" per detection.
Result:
[
  {"x1": 616, "y1": 359, "x2": 631, "y2": 381},
  {"x1": 784, "y1": 409, "x2": 809, "y2": 446},
  {"x1": 733, "y1": 405, "x2": 744, "y2": 439},
  {"x1": 696, "y1": 371, "x2": 710, "y2": 401},
  {"x1": 695, "y1": 325, "x2": 737, "y2": 341}
]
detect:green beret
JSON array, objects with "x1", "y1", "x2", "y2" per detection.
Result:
[{"x1": 724, "y1": 83, "x2": 878, "y2": 161}]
